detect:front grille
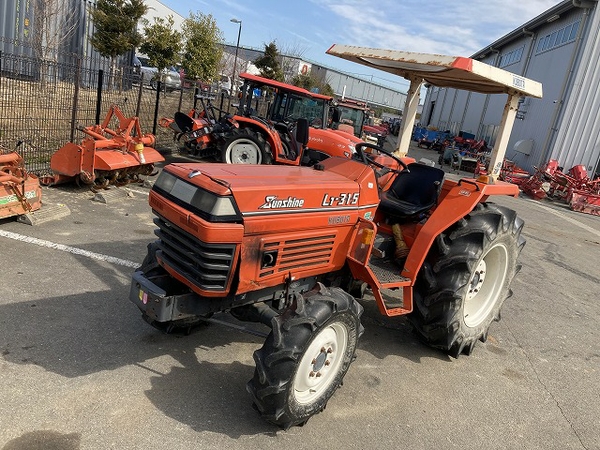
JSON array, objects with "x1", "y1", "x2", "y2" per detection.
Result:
[
  {"x1": 260, "y1": 234, "x2": 335, "y2": 277},
  {"x1": 154, "y1": 216, "x2": 236, "y2": 291}
]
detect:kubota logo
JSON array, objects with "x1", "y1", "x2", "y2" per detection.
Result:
[{"x1": 259, "y1": 195, "x2": 305, "y2": 209}]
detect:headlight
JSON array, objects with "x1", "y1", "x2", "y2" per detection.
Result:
[
  {"x1": 156, "y1": 170, "x2": 176, "y2": 191},
  {"x1": 154, "y1": 171, "x2": 241, "y2": 222}
]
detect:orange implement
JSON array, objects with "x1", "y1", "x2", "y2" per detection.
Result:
[
  {"x1": 0, "y1": 150, "x2": 42, "y2": 219},
  {"x1": 48, "y1": 105, "x2": 164, "y2": 186}
]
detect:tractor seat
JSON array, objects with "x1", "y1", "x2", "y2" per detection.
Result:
[
  {"x1": 379, "y1": 163, "x2": 445, "y2": 221},
  {"x1": 174, "y1": 111, "x2": 194, "y2": 133}
]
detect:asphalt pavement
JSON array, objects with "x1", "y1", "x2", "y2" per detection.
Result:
[{"x1": 1, "y1": 142, "x2": 599, "y2": 450}]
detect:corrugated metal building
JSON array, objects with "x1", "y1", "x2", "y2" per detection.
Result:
[
  {"x1": 421, "y1": 0, "x2": 600, "y2": 177},
  {"x1": 0, "y1": 0, "x2": 131, "y2": 77},
  {"x1": 310, "y1": 65, "x2": 407, "y2": 110},
  {"x1": 1, "y1": 0, "x2": 103, "y2": 60}
]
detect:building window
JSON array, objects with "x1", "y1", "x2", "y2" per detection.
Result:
[
  {"x1": 499, "y1": 46, "x2": 524, "y2": 67},
  {"x1": 536, "y1": 20, "x2": 580, "y2": 54}
]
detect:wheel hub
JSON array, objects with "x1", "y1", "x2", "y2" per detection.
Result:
[
  {"x1": 226, "y1": 138, "x2": 261, "y2": 164},
  {"x1": 310, "y1": 347, "x2": 331, "y2": 374},
  {"x1": 293, "y1": 324, "x2": 348, "y2": 405},
  {"x1": 463, "y1": 244, "x2": 509, "y2": 328},
  {"x1": 467, "y1": 261, "x2": 486, "y2": 299},
  {"x1": 232, "y1": 144, "x2": 257, "y2": 163}
]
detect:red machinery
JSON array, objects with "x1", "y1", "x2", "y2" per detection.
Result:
[
  {"x1": 0, "y1": 147, "x2": 42, "y2": 219},
  {"x1": 570, "y1": 190, "x2": 600, "y2": 216},
  {"x1": 499, "y1": 160, "x2": 533, "y2": 186},
  {"x1": 514, "y1": 158, "x2": 600, "y2": 215},
  {"x1": 161, "y1": 73, "x2": 361, "y2": 165},
  {"x1": 48, "y1": 105, "x2": 164, "y2": 187},
  {"x1": 550, "y1": 163, "x2": 600, "y2": 215}
]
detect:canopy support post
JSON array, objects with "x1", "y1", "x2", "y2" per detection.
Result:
[
  {"x1": 394, "y1": 76, "x2": 422, "y2": 158},
  {"x1": 484, "y1": 93, "x2": 520, "y2": 182}
]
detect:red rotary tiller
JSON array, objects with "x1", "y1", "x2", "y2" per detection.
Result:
[
  {"x1": 48, "y1": 105, "x2": 164, "y2": 187},
  {"x1": 0, "y1": 146, "x2": 42, "y2": 219}
]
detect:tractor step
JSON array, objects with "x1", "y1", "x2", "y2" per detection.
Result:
[
  {"x1": 368, "y1": 255, "x2": 410, "y2": 285},
  {"x1": 381, "y1": 288, "x2": 404, "y2": 309}
]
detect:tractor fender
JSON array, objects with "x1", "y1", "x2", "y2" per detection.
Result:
[
  {"x1": 234, "y1": 116, "x2": 283, "y2": 157},
  {"x1": 402, "y1": 179, "x2": 520, "y2": 282}
]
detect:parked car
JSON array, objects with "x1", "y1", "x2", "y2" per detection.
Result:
[
  {"x1": 133, "y1": 55, "x2": 181, "y2": 92},
  {"x1": 211, "y1": 74, "x2": 232, "y2": 95}
]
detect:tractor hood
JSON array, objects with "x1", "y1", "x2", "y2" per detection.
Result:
[
  {"x1": 160, "y1": 160, "x2": 380, "y2": 219},
  {"x1": 309, "y1": 128, "x2": 359, "y2": 158}
]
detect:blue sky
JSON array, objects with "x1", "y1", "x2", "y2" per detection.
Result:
[{"x1": 156, "y1": 0, "x2": 559, "y2": 91}]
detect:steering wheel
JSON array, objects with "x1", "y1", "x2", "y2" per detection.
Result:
[
  {"x1": 284, "y1": 113, "x2": 298, "y2": 123},
  {"x1": 278, "y1": 114, "x2": 299, "y2": 135},
  {"x1": 354, "y1": 142, "x2": 410, "y2": 175}
]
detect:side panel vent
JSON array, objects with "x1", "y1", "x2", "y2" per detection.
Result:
[{"x1": 259, "y1": 233, "x2": 336, "y2": 277}]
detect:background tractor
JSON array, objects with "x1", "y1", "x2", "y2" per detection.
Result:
[
  {"x1": 163, "y1": 73, "x2": 361, "y2": 165},
  {"x1": 130, "y1": 46, "x2": 542, "y2": 429},
  {"x1": 330, "y1": 98, "x2": 387, "y2": 147}
]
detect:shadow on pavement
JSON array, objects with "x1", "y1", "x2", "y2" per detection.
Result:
[{"x1": 2, "y1": 430, "x2": 81, "y2": 450}]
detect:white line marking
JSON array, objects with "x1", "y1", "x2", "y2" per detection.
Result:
[
  {"x1": 0, "y1": 230, "x2": 139, "y2": 268},
  {"x1": 525, "y1": 199, "x2": 600, "y2": 238}
]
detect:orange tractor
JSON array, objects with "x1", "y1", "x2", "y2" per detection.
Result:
[
  {"x1": 162, "y1": 72, "x2": 361, "y2": 165},
  {"x1": 130, "y1": 46, "x2": 542, "y2": 428},
  {"x1": 330, "y1": 98, "x2": 388, "y2": 146}
]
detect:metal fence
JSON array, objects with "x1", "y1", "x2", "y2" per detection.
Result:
[{"x1": 0, "y1": 49, "x2": 265, "y2": 175}]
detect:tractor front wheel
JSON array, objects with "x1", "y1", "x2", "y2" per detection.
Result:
[
  {"x1": 221, "y1": 129, "x2": 269, "y2": 164},
  {"x1": 409, "y1": 203, "x2": 525, "y2": 357},
  {"x1": 247, "y1": 285, "x2": 364, "y2": 428}
]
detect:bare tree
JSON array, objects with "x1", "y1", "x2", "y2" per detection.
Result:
[
  {"x1": 31, "y1": 0, "x2": 80, "y2": 85},
  {"x1": 277, "y1": 41, "x2": 308, "y2": 83}
]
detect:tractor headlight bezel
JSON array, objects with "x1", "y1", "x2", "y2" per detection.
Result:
[{"x1": 153, "y1": 171, "x2": 242, "y2": 223}]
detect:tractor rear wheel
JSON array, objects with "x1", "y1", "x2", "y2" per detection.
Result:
[
  {"x1": 247, "y1": 285, "x2": 364, "y2": 428},
  {"x1": 409, "y1": 203, "x2": 525, "y2": 357},
  {"x1": 221, "y1": 129, "x2": 269, "y2": 164}
]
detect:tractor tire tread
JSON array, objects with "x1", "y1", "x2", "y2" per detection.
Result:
[
  {"x1": 248, "y1": 287, "x2": 363, "y2": 429},
  {"x1": 409, "y1": 202, "x2": 525, "y2": 357}
]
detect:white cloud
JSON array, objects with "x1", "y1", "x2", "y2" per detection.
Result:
[
  {"x1": 315, "y1": 0, "x2": 558, "y2": 55},
  {"x1": 215, "y1": 0, "x2": 254, "y2": 16}
]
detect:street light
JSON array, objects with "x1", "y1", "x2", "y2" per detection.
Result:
[{"x1": 230, "y1": 18, "x2": 242, "y2": 95}]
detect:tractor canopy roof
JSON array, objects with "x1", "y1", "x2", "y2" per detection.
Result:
[
  {"x1": 325, "y1": 45, "x2": 542, "y2": 98},
  {"x1": 336, "y1": 98, "x2": 369, "y2": 111},
  {"x1": 239, "y1": 72, "x2": 333, "y2": 101}
]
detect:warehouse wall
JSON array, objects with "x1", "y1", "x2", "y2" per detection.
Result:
[
  {"x1": 551, "y1": 5, "x2": 600, "y2": 176},
  {"x1": 421, "y1": 2, "x2": 596, "y2": 173}
]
